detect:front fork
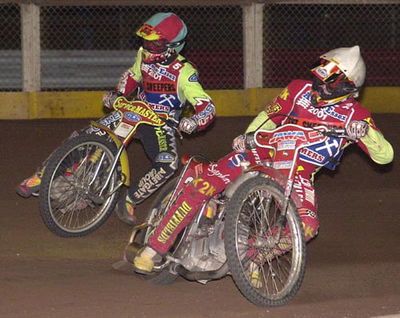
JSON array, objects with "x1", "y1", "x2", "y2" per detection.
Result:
[
  {"x1": 89, "y1": 121, "x2": 131, "y2": 201},
  {"x1": 239, "y1": 160, "x2": 296, "y2": 244}
]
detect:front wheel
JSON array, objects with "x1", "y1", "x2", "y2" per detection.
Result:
[
  {"x1": 39, "y1": 134, "x2": 122, "y2": 237},
  {"x1": 224, "y1": 175, "x2": 306, "y2": 307}
]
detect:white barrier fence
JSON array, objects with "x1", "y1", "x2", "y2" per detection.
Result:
[{"x1": 0, "y1": 50, "x2": 135, "y2": 90}]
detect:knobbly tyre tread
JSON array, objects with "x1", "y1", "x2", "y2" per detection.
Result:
[
  {"x1": 39, "y1": 134, "x2": 121, "y2": 237},
  {"x1": 224, "y1": 176, "x2": 306, "y2": 307},
  {"x1": 135, "y1": 177, "x2": 179, "y2": 285}
]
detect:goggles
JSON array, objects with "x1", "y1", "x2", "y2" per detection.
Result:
[
  {"x1": 143, "y1": 39, "x2": 169, "y2": 54},
  {"x1": 310, "y1": 59, "x2": 345, "y2": 84}
]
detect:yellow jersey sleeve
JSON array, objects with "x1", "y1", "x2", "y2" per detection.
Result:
[
  {"x1": 360, "y1": 128, "x2": 394, "y2": 164},
  {"x1": 178, "y1": 60, "x2": 213, "y2": 105},
  {"x1": 128, "y1": 48, "x2": 144, "y2": 82},
  {"x1": 245, "y1": 111, "x2": 277, "y2": 133}
]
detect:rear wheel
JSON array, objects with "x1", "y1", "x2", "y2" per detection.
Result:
[
  {"x1": 224, "y1": 175, "x2": 306, "y2": 307},
  {"x1": 39, "y1": 134, "x2": 121, "y2": 237}
]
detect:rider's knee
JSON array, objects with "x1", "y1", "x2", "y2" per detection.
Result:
[
  {"x1": 155, "y1": 152, "x2": 179, "y2": 175},
  {"x1": 299, "y1": 208, "x2": 319, "y2": 242}
]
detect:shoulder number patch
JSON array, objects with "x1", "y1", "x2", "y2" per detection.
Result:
[{"x1": 265, "y1": 103, "x2": 282, "y2": 115}]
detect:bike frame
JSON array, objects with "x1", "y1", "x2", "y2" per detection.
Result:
[
  {"x1": 247, "y1": 124, "x2": 329, "y2": 218},
  {"x1": 89, "y1": 97, "x2": 167, "y2": 197}
]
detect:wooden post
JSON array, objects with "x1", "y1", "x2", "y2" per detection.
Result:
[
  {"x1": 243, "y1": 2, "x2": 264, "y2": 89},
  {"x1": 21, "y1": 3, "x2": 41, "y2": 92}
]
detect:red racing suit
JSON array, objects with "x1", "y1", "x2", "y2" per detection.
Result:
[
  {"x1": 148, "y1": 79, "x2": 394, "y2": 254},
  {"x1": 115, "y1": 47, "x2": 216, "y2": 204}
]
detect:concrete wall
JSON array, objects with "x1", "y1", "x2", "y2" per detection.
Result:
[{"x1": 0, "y1": 87, "x2": 399, "y2": 120}]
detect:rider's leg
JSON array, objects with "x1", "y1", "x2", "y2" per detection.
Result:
[
  {"x1": 16, "y1": 134, "x2": 80, "y2": 198},
  {"x1": 246, "y1": 172, "x2": 319, "y2": 288},
  {"x1": 16, "y1": 112, "x2": 122, "y2": 199},
  {"x1": 293, "y1": 172, "x2": 320, "y2": 242},
  {"x1": 117, "y1": 125, "x2": 178, "y2": 225},
  {"x1": 132, "y1": 149, "x2": 265, "y2": 273},
  {"x1": 259, "y1": 173, "x2": 320, "y2": 260},
  {"x1": 16, "y1": 167, "x2": 45, "y2": 198},
  {"x1": 134, "y1": 175, "x2": 222, "y2": 273}
]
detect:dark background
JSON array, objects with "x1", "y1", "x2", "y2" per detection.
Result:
[{"x1": 2, "y1": 3, "x2": 400, "y2": 90}]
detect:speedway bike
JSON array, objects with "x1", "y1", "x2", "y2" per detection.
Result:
[
  {"x1": 39, "y1": 96, "x2": 174, "y2": 237},
  {"x1": 118, "y1": 121, "x2": 351, "y2": 307}
]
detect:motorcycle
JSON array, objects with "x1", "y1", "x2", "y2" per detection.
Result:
[
  {"x1": 39, "y1": 96, "x2": 175, "y2": 237},
  {"x1": 117, "y1": 122, "x2": 351, "y2": 307}
]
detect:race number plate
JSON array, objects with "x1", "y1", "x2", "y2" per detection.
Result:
[{"x1": 114, "y1": 122, "x2": 134, "y2": 138}]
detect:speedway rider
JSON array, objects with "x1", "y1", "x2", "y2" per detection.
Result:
[
  {"x1": 131, "y1": 46, "x2": 394, "y2": 276},
  {"x1": 16, "y1": 12, "x2": 216, "y2": 226}
]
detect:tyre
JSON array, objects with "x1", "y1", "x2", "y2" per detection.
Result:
[
  {"x1": 224, "y1": 175, "x2": 306, "y2": 307},
  {"x1": 39, "y1": 134, "x2": 122, "y2": 237},
  {"x1": 135, "y1": 177, "x2": 179, "y2": 285}
]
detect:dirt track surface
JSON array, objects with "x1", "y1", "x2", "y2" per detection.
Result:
[{"x1": 1, "y1": 115, "x2": 399, "y2": 318}]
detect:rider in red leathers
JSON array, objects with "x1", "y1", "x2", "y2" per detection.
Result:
[
  {"x1": 16, "y1": 12, "x2": 216, "y2": 225},
  {"x1": 132, "y1": 45, "x2": 394, "y2": 274}
]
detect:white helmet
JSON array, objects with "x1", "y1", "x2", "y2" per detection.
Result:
[
  {"x1": 320, "y1": 45, "x2": 366, "y2": 87},
  {"x1": 310, "y1": 45, "x2": 366, "y2": 107}
]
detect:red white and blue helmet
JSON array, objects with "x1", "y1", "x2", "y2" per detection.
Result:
[{"x1": 136, "y1": 12, "x2": 187, "y2": 64}]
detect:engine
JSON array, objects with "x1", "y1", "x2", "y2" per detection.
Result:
[{"x1": 175, "y1": 204, "x2": 227, "y2": 273}]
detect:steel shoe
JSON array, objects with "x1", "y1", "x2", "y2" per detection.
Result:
[{"x1": 133, "y1": 246, "x2": 161, "y2": 274}]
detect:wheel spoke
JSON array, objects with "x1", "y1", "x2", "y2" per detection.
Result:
[
  {"x1": 227, "y1": 176, "x2": 306, "y2": 306},
  {"x1": 45, "y1": 139, "x2": 118, "y2": 234}
]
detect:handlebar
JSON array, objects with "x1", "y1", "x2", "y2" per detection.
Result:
[
  {"x1": 319, "y1": 128, "x2": 357, "y2": 142},
  {"x1": 255, "y1": 113, "x2": 358, "y2": 142}
]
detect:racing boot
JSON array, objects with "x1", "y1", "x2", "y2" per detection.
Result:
[
  {"x1": 247, "y1": 261, "x2": 263, "y2": 288},
  {"x1": 133, "y1": 246, "x2": 161, "y2": 274},
  {"x1": 16, "y1": 172, "x2": 42, "y2": 198},
  {"x1": 267, "y1": 234, "x2": 292, "y2": 260},
  {"x1": 116, "y1": 194, "x2": 137, "y2": 226}
]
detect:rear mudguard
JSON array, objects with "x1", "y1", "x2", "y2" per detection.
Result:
[
  {"x1": 225, "y1": 166, "x2": 303, "y2": 210},
  {"x1": 90, "y1": 121, "x2": 130, "y2": 186}
]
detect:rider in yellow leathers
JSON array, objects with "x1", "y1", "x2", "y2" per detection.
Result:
[{"x1": 16, "y1": 12, "x2": 216, "y2": 226}]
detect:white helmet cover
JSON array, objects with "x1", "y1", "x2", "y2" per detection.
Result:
[{"x1": 320, "y1": 45, "x2": 366, "y2": 87}]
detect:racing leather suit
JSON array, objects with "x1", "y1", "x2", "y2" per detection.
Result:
[
  {"x1": 24, "y1": 48, "x2": 215, "y2": 204},
  {"x1": 147, "y1": 79, "x2": 394, "y2": 254},
  {"x1": 114, "y1": 47, "x2": 215, "y2": 204}
]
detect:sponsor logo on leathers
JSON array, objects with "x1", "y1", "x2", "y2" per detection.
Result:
[
  {"x1": 133, "y1": 167, "x2": 167, "y2": 200},
  {"x1": 227, "y1": 153, "x2": 248, "y2": 168},
  {"x1": 141, "y1": 63, "x2": 177, "y2": 81},
  {"x1": 207, "y1": 164, "x2": 231, "y2": 185},
  {"x1": 156, "y1": 201, "x2": 193, "y2": 244},
  {"x1": 293, "y1": 174, "x2": 315, "y2": 205}
]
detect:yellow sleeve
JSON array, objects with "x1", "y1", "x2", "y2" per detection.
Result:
[
  {"x1": 360, "y1": 128, "x2": 394, "y2": 164},
  {"x1": 128, "y1": 48, "x2": 143, "y2": 82},
  {"x1": 245, "y1": 111, "x2": 277, "y2": 133},
  {"x1": 178, "y1": 60, "x2": 212, "y2": 105}
]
